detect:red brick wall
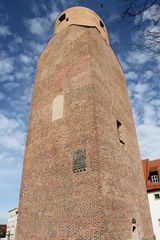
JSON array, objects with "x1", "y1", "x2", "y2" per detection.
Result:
[{"x1": 16, "y1": 25, "x2": 153, "y2": 240}]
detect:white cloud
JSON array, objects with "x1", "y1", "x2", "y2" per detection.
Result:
[
  {"x1": 127, "y1": 82, "x2": 149, "y2": 105},
  {"x1": 0, "y1": 153, "x2": 17, "y2": 165},
  {"x1": 0, "y1": 74, "x2": 14, "y2": 82},
  {"x1": 126, "y1": 50, "x2": 151, "y2": 65},
  {"x1": 19, "y1": 54, "x2": 31, "y2": 64},
  {"x1": 0, "y1": 24, "x2": 11, "y2": 37},
  {"x1": 107, "y1": 13, "x2": 120, "y2": 23},
  {"x1": 143, "y1": 4, "x2": 159, "y2": 22},
  {"x1": 49, "y1": 9, "x2": 60, "y2": 22},
  {"x1": 31, "y1": 1, "x2": 47, "y2": 15},
  {"x1": 143, "y1": 70, "x2": 154, "y2": 80},
  {"x1": 25, "y1": 17, "x2": 50, "y2": 37},
  {"x1": 4, "y1": 82, "x2": 20, "y2": 91},
  {"x1": 25, "y1": 2, "x2": 60, "y2": 37},
  {"x1": 125, "y1": 71, "x2": 138, "y2": 80},
  {"x1": 7, "y1": 36, "x2": 23, "y2": 53},
  {"x1": 14, "y1": 65, "x2": 34, "y2": 80},
  {"x1": 25, "y1": 0, "x2": 79, "y2": 37},
  {"x1": 150, "y1": 99, "x2": 160, "y2": 107},
  {"x1": 0, "y1": 133, "x2": 24, "y2": 152},
  {"x1": 134, "y1": 5, "x2": 159, "y2": 26},
  {"x1": 137, "y1": 124, "x2": 160, "y2": 160},
  {"x1": 0, "y1": 57, "x2": 14, "y2": 76},
  {"x1": 117, "y1": 56, "x2": 129, "y2": 72},
  {"x1": 110, "y1": 32, "x2": 119, "y2": 44},
  {"x1": 0, "y1": 114, "x2": 25, "y2": 152},
  {"x1": 134, "y1": 83, "x2": 148, "y2": 94},
  {"x1": 57, "y1": 0, "x2": 77, "y2": 8},
  {"x1": 14, "y1": 36, "x2": 23, "y2": 44},
  {"x1": 0, "y1": 114, "x2": 19, "y2": 132},
  {"x1": 28, "y1": 40, "x2": 45, "y2": 55},
  {"x1": 144, "y1": 105, "x2": 157, "y2": 125}
]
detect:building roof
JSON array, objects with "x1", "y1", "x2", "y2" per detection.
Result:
[
  {"x1": 142, "y1": 159, "x2": 160, "y2": 191},
  {"x1": 8, "y1": 208, "x2": 18, "y2": 213}
]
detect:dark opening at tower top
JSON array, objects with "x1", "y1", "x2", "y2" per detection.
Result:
[
  {"x1": 59, "y1": 13, "x2": 66, "y2": 22},
  {"x1": 100, "y1": 20, "x2": 104, "y2": 28},
  {"x1": 54, "y1": 6, "x2": 109, "y2": 43}
]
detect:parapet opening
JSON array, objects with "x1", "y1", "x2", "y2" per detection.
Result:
[
  {"x1": 100, "y1": 20, "x2": 104, "y2": 28},
  {"x1": 59, "y1": 13, "x2": 66, "y2": 22}
]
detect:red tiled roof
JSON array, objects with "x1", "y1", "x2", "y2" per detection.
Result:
[
  {"x1": 142, "y1": 159, "x2": 160, "y2": 191},
  {"x1": 0, "y1": 225, "x2": 7, "y2": 231}
]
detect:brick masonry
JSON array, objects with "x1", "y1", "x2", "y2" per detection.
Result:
[{"x1": 16, "y1": 9, "x2": 154, "y2": 240}]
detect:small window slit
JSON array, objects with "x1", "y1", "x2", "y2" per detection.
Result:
[
  {"x1": 117, "y1": 120, "x2": 125, "y2": 145},
  {"x1": 100, "y1": 20, "x2": 104, "y2": 28}
]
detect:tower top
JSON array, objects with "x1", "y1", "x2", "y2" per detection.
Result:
[{"x1": 54, "y1": 6, "x2": 109, "y2": 43}]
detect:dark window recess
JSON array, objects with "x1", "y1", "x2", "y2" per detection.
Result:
[
  {"x1": 0, "y1": 226, "x2": 6, "y2": 238},
  {"x1": 59, "y1": 13, "x2": 66, "y2": 22},
  {"x1": 148, "y1": 171, "x2": 159, "y2": 183},
  {"x1": 132, "y1": 218, "x2": 136, "y2": 224},
  {"x1": 154, "y1": 193, "x2": 160, "y2": 199},
  {"x1": 73, "y1": 149, "x2": 86, "y2": 173},
  {"x1": 100, "y1": 20, "x2": 104, "y2": 28},
  {"x1": 132, "y1": 226, "x2": 136, "y2": 232},
  {"x1": 117, "y1": 120, "x2": 121, "y2": 128},
  {"x1": 117, "y1": 120, "x2": 125, "y2": 145}
]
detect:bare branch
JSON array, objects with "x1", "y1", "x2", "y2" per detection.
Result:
[{"x1": 120, "y1": 0, "x2": 160, "y2": 55}]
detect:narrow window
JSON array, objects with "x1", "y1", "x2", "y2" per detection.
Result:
[
  {"x1": 59, "y1": 13, "x2": 66, "y2": 22},
  {"x1": 131, "y1": 224, "x2": 139, "y2": 240},
  {"x1": 117, "y1": 120, "x2": 125, "y2": 145},
  {"x1": 52, "y1": 95, "x2": 64, "y2": 121},
  {"x1": 100, "y1": 20, "x2": 104, "y2": 28},
  {"x1": 132, "y1": 226, "x2": 136, "y2": 232},
  {"x1": 154, "y1": 193, "x2": 160, "y2": 200}
]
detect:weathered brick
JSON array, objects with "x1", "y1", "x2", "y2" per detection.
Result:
[{"x1": 16, "y1": 7, "x2": 153, "y2": 240}]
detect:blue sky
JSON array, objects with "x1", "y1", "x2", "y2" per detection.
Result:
[{"x1": 0, "y1": 0, "x2": 160, "y2": 223}]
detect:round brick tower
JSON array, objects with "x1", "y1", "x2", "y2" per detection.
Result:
[{"x1": 16, "y1": 6, "x2": 154, "y2": 240}]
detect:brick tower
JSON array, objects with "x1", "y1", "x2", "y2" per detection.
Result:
[{"x1": 16, "y1": 6, "x2": 154, "y2": 240}]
